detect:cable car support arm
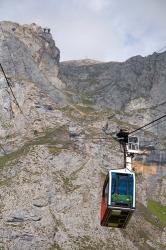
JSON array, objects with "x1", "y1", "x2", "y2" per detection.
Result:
[{"x1": 116, "y1": 130, "x2": 139, "y2": 171}]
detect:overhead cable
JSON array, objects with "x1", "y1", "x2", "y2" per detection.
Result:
[
  {"x1": 156, "y1": 45, "x2": 166, "y2": 53},
  {"x1": 0, "y1": 143, "x2": 6, "y2": 154},
  {"x1": 129, "y1": 113, "x2": 166, "y2": 135},
  {"x1": 71, "y1": 136, "x2": 111, "y2": 140},
  {"x1": 0, "y1": 63, "x2": 24, "y2": 116}
]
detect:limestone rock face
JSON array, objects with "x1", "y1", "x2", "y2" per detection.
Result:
[
  {"x1": 0, "y1": 21, "x2": 67, "y2": 153},
  {"x1": 0, "y1": 22, "x2": 62, "y2": 85},
  {"x1": 60, "y1": 53, "x2": 166, "y2": 110},
  {"x1": 0, "y1": 21, "x2": 165, "y2": 250},
  {"x1": 60, "y1": 52, "x2": 166, "y2": 139}
]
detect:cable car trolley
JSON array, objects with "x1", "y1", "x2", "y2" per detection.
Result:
[{"x1": 101, "y1": 130, "x2": 139, "y2": 228}]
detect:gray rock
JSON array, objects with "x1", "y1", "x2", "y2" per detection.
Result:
[
  {"x1": 6, "y1": 210, "x2": 42, "y2": 222},
  {"x1": 0, "y1": 21, "x2": 165, "y2": 250}
]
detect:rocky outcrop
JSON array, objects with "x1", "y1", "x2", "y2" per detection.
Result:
[
  {"x1": 0, "y1": 21, "x2": 61, "y2": 85},
  {"x1": 60, "y1": 53, "x2": 166, "y2": 110},
  {"x1": 0, "y1": 21, "x2": 68, "y2": 154},
  {"x1": 0, "y1": 21, "x2": 165, "y2": 250}
]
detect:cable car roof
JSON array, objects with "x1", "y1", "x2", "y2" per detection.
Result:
[{"x1": 108, "y1": 168, "x2": 135, "y2": 175}]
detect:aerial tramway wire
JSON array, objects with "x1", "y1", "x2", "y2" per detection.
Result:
[
  {"x1": 0, "y1": 24, "x2": 26, "y2": 117},
  {"x1": 0, "y1": 143, "x2": 6, "y2": 154},
  {"x1": 0, "y1": 63, "x2": 25, "y2": 116},
  {"x1": 129, "y1": 113, "x2": 166, "y2": 135},
  {"x1": 139, "y1": 117, "x2": 166, "y2": 134},
  {"x1": 156, "y1": 44, "x2": 166, "y2": 53},
  {"x1": 0, "y1": 24, "x2": 29, "y2": 154},
  {"x1": 0, "y1": 29, "x2": 49, "y2": 156},
  {"x1": 72, "y1": 113, "x2": 166, "y2": 142}
]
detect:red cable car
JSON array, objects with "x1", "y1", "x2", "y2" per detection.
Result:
[{"x1": 101, "y1": 168, "x2": 136, "y2": 228}]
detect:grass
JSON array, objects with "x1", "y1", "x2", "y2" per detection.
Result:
[
  {"x1": 0, "y1": 125, "x2": 70, "y2": 169},
  {"x1": 69, "y1": 162, "x2": 87, "y2": 181},
  {"x1": 0, "y1": 178, "x2": 12, "y2": 187},
  {"x1": 62, "y1": 99, "x2": 132, "y2": 126},
  {"x1": 74, "y1": 235, "x2": 107, "y2": 250},
  {"x1": 61, "y1": 106, "x2": 83, "y2": 123},
  {"x1": 49, "y1": 207, "x2": 67, "y2": 233},
  {"x1": 63, "y1": 89, "x2": 95, "y2": 107},
  {"x1": 60, "y1": 93, "x2": 99, "y2": 124},
  {"x1": 147, "y1": 200, "x2": 166, "y2": 226},
  {"x1": 62, "y1": 104, "x2": 139, "y2": 130},
  {"x1": 52, "y1": 165, "x2": 84, "y2": 193},
  {"x1": 61, "y1": 175, "x2": 73, "y2": 191},
  {"x1": 48, "y1": 146, "x2": 65, "y2": 155},
  {"x1": 0, "y1": 144, "x2": 30, "y2": 169},
  {"x1": 88, "y1": 79, "x2": 98, "y2": 86},
  {"x1": 0, "y1": 114, "x2": 12, "y2": 130},
  {"x1": 113, "y1": 116, "x2": 137, "y2": 131},
  {"x1": 34, "y1": 126, "x2": 69, "y2": 145},
  {"x1": 62, "y1": 104, "x2": 95, "y2": 115},
  {"x1": 137, "y1": 202, "x2": 165, "y2": 229},
  {"x1": 58, "y1": 170, "x2": 81, "y2": 193},
  {"x1": 75, "y1": 104, "x2": 95, "y2": 113},
  {"x1": 135, "y1": 230, "x2": 157, "y2": 250},
  {"x1": 49, "y1": 243, "x2": 62, "y2": 250},
  {"x1": 137, "y1": 229, "x2": 150, "y2": 241},
  {"x1": 80, "y1": 97, "x2": 95, "y2": 106},
  {"x1": 5, "y1": 223, "x2": 23, "y2": 228}
]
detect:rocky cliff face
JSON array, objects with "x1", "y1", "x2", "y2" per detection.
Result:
[
  {"x1": 60, "y1": 54, "x2": 166, "y2": 109},
  {"x1": 0, "y1": 21, "x2": 165, "y2": 250},
  {"x1": 0, "y1": 21, "x2": 68, "y2": 153}
]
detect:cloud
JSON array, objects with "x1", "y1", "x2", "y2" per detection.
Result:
[
  {"x1": 87, "y1": 0, "x2": 110, "y2": 12},
  {"x1": 0, "y1": 0, "x2": 166, "y2": 61},
  {"x1": 72, "y1": 0, "x2": 110, "y2": 12}
]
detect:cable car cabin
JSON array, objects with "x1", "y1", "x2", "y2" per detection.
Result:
[{"x1": 101, "y1": 169, "x2": 135, "y2": 228}]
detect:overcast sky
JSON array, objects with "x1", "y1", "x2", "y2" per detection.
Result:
[{"x1": 0, "y1": 0, "x2": 166, "y2": 62}]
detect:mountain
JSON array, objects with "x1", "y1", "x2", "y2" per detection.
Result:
[{"x1": 0, "y1": 21, "x2": 165, "y2": 250}]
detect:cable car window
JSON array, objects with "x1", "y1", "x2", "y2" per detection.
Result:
[
  {"x1": 111, "y1": 173, "x2": 133, "y2": 206},
  {"x1": 129, "y1": 175, "x2": 134, "y2": 197},
  {"x1": 128, "y1": 137, "x2": 138, "y2": 143},
  {"x1": 118, "y1": 175, "x2": 128, "y2": 195},
  {"x1": 111, "y1": 173, "x2": 116, "y2": 194}
]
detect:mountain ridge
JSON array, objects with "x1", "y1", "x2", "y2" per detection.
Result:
[{"x1": 0, "y1": 21, "x2": 165, "y2": 250}]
